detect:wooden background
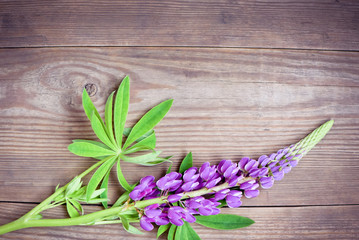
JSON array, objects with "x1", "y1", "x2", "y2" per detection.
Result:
[{"x1": 0, "y1": 0, "x2": 358, "y2": 239}]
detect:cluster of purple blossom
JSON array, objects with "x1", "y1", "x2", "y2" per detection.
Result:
[{"x1": 129, "y1": 145, "x2": 303, "y2": 231}]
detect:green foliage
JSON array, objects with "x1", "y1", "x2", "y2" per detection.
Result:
[
  {"x1": 86, "y1": 156, "x2": 117, "y2": 201},
  {"x1": 114, "y1": 76, "x2": 130, "y2": 148},
  {"x1": 195, "y1": 214, "x2": 255, "y2": 230},
  {"x1": 175, "y1": 222, "x2": 201, "y2": 240},
  {"x1": 167, "y1": 224, "x2": 177, "y2": 240},
  {"x1": 122, "y1": 99, "x2": 173, "y2": 149},
  {"x1": 179, "y1": 152, "x2": 193, "y2": 174},
  {"x1": 157, "y1": 223, "x2": 171, "y2": 239},
  {"x1": 68, "y1": 76, "x2": 173, "y2": 205}
]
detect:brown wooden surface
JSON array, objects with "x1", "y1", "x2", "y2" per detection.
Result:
[
  {"x1": 0, "y1": 203, "x2": 358, "y2": 240},
  {"x1": 0, "y1": 1, "x2": 359, "y2": 239},
  {"x1": 0, "y1": 0, "x2": 358, "y2": 50}
]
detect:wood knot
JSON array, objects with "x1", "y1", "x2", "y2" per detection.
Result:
[{"x1": 84, "y1": 83, "x2": 97, "y2": 97}]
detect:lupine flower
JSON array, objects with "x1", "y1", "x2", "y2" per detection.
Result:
[
  {"x1": 129, "y1": 176, "x2": 156, "y2": 201},
  {"x1": 156, "y1": 172, "x2": 182, "y2": 191},
  {"x1": 226, "y1": 190, "x2": 242, "y2": 208},
  {"x1": 127, "y1": 120, "x2": 333, "y2": 232}
]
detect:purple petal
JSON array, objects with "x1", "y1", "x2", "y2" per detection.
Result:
[
  {"x1": 198, "y1": 207, "x2": 212, "y2": 216},
  {"x1": 240, "y1": 180, "x2": 256, "y2": 190},
  {"x1": 246, "y1": 159, "x2": 259, "y2": 171},
  {"x1": 272, "y1": 170, "x2": 285, "y2": 181},
  {"x1": 227, "y1": 199, "x2": 242, "y2": 208},
  {"x1": 228, "y1": 175, "x2": 243, "y2": 187},
  {"x1": 145, "y1": 209, "x2": 162, "y2": 218},
  {"x1": 244, "y1": 190, "x2": 259, "y2": 198},
  {"x1": 205, "y1": 177, "x2": 221, "y2": 188},
  {"x1": 214, "y1": 189, "x2": 230, "y2": 201},
  {"x1": 183, "y1": 167, "x2": 198, "y2": 182},
  {"x1": 239, "y1": 157, "x2": 250, "y2": 170},
  {"x1": 170, "y1": 217, "x2": 184, "y2": 226},
  {"x1": 155, "y1": 217, "x2": 169, "y2": 225},
  {"x1": 183, "y1": 211, "x2": 196, "y2": 223},
  {"x1": 140, "y1": 217, "x2": 154, "y2": 231},
  {"x1": 167, "y1": 194, "x2": 183, "y2": 203},
  {"x1": 140, "y1": 176, "x2": 155, "y2": 185}
]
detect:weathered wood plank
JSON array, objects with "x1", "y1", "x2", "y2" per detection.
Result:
[
  {"x1": 0, "y1": 0, "x2": 358, "y2": 50},
  {"x1": 0, "y1": 47, "x2": 358, "y2": 206},
  {"x1": 0, "y1": 203, "x2": 358, "y2": 239}
]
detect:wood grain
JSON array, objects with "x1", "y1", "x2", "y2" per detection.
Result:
[
  {"x1": 0, "y1": 0, "x2": 358, "y2": 50},
  {"x1": 0, "y1": 47, "x2": 358, "y2": 207},
  {"x1": 0, "y1": 203, "x2": 358, "y2": 239}
]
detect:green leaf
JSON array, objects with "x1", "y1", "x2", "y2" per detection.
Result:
[
  {"x1": 91, "y1": 188, "x2": 106, "y2": 199},
  {"x1": 114, "y1": 76, "x2": 130, "y2": 148},
  {"x1": 166, "y1": 162, "x2": 173, "y2": 174},
  {"x1": 113, "y1": 191, "x2": 130, "y2": 208},
  {"x1": 157, "y1": 223, "x2": 171, "y2": 239},
  {"x1": 125, "y1": 224, "x2": 145, "y2": 235},
  {"x1": 86, "y1": 156, "x2": 117, "y2": 202},
  {"x1": 176, "y1": 222, "x2": 201, "y2": 240},
  {"x1": 168, "y1": 224, "x2": 177, "y2": 240},
  {"x1": 72, "y1": 139, "x2": 112, "y2": 150},
  {"x1": 91, "y1": 112, "x2": 117, "y2": 151},
  {"x1": 68, "y1": 199, "x2": 83, "y2": 215},
  {"x1": 116, "y1": 159, "x2": 133, "y2": 192},
  {"x1": 179, "y1": 152, "x2": 193, "y2": 174},
  {"x1": 174, "y1": 224, "x2": 183, "y2": 239},
  {"x1": 195, "y1": 214, "x2": 255, "y2": 230},
  {"x1": 82, "y1": 88, "x2": 104, "y2": 128},
  {"x1": 105, "y1": 91, "x2": 116, "y2": 146},
  {"x1": 123, "y1": 99, "x2": 173, "y2": 149},
  {"x1": 124, "y1": 130, "x2": 156, "y2": 154},
  {"x1": 121, "y1": 151, "x2": 161, "y2": 165},
  {"x1": 68, "y1": 141, "x2": 115, "y2": 158},
  {"x1": 66, "y1": 199, "x2": 80, "y2": 218},
  {"x1": 65, "y1": 176, "x2": 82, "y2": 196},
  {"x1": 120, "y1": 215, "x2": 129, "y2": 230},
  {"x1": 100, "y1": 169, "x2": 111, "y2": 208}
]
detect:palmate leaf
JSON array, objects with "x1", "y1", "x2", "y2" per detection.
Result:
[
  {"x1": 82, "y1": 88, "x2": 104, "y2": 128},
  {"x1": 123, "y1": 130, "x2": 156, "y2": 154},
  {"x1": 179, "y1": 152, "x2": 193, "y2": 174},
  {"x1": 100, "y1": 169, "x2": 111, "y2": 208},
  {"x1": 68, "y1": 141, "x2": 115, "y2": 157},
  {"x1": 91, "y1": 112, "x2": 117, "y2": 151},
  {"x1": 105, "y1": 91, "x2": 117, "y2": 147},
  {"x1": 121, "y1": 151, "x2": 162, "y2": 165},
  {"x1": 114, "y1": 76, "x2": 130, "y2": 148},
  {"x1": 122, "y1": 99, "x2": 173, "y2": 149},
  {"x1": 66, "y1": 199, "x2": 81, "y2": 218},
  {"x1": 195, "y1": 214, "x2": 255, "y2": 230},
  {"x1": 116, "y1": 159, "x2": 133, "y2": 192},
  {"x1": 86, "y1": 156, "x2": 117, "y2": 201}
]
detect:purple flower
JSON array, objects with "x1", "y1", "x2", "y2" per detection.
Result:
[
  {"x1": 181, "y1": 180, "x2": 199, "y2": 191},
  {"x1": 140, "y1": 216, "x2": 154, "y2": 231},
  {"x1": 156, "y1": 172, "x2": 182, "y2": 191},
  {"x1": 167, "y1": 193, "x2": 183, "y2": 203},
  {"x1": 218, "y1": 160, "x2": 240, "y2": 179},
  {"x1": 129, "y1": 176, "x2": 156, "y2": 201},
  {"x1": 183, "y1": 167, "x2": 199, "y2": 182},
  {"x1": 227, "y1": 174, "x2": 243, "y2": 187},
  {"x1": 167, "y1": 206, "x2": 195, "y2": 226},
  {"x1": 214, "y1": 189, "x2": 230, "y2": 201},
  {"x1": 199, "y1": 162, "x2": 217, "y2": 181},
  {"x1": 244, "y1": 190, "x2": 259, "y2": 198},
  {"x1": 260, "y1": 176, "x2": 274, "y2": 189},
  {"x1": 226, "y1": 190, "x2": 242, "y2": 208}
]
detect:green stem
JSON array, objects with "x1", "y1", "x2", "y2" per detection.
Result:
[
  {"x1": 0, "y1": 206, "x2": 125, "y2": 235},
  {"x1": 2, "y1": 157, "x2": 110, "y2": 231}
]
